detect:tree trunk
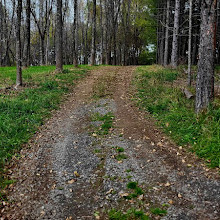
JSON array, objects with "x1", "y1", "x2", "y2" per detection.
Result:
[
  {"x1": 0, "y1": 2, "x2": 3, "y2": 67},
  {"x1": 164, "y1": 0, "x2": 170, "y2": 66},
  {"x1": 195, "y1": 0, "x2": 217, "y2": 113},
  {"x1": 24, "y1": 0, "x2": 31, "y2": 67},
  {"x1": 100, "y1": 0, "x2": 105, "y2": 64},
  {"x1": 73, "y1": 0, "x2": 78, "y2": 67},
  {"x1": 55, "y1": 0, "x2": 63, "y2": 72},
  {"x1": 171, "y1": 0, "x2": 180, "y2": 68},
  {"x1": 187, "y1": 0, "x2": 193, "y2": 86},
  {"x1": 16, "y1": 0, "x2": 22, "y2": 87},
  {"x1": 91, "y1": 0, "x2": 96, "y2": 65}
]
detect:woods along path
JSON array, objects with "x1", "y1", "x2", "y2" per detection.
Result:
[{"x1": 2, "y1": 66, "x2": 220, "y2": 220}]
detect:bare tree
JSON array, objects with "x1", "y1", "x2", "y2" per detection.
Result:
[
  {"x1": 196, "y1": 0, "x2": 217, "y2": 113},
  {"x1": 31, "y1": 0, "x2": 54, "y2": 65},
  {"x1": 55, "y1": 0, "x2": 63, "y2": 72},
  {"x1": 73, "y1": 0, "x2": 78, "y2": 67},
  {"x1": 91, "y1": 0, "x2": 96, "y2": 65},
  {"x1": 164, "y1": 0, "x2": 170, "y2": 66},
  {"x1": 187, "y1": 0, "x2": 193, "y2": 86},
  {"x1": 16, "y1": 0, "x2": 22, "y2": 87},
  {"x1": 24, "y1": 0, "x2": 31, "y2": 67},
  {"x1": 171, "y1": 0, "x2": 180, "y2": 68}
]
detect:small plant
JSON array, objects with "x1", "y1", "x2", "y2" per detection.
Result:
[
  {"x1": 125, "y1": 182, "x2": 144, "y2": 199},
  {"x1": 94, "y1": 149, "x2": 101, "y2": 153},
  {"x1": 91, "y1": 112, "x2": 114, "y2": 135},
  {"x1": 116, "y1": 147, "x2": 125, "y2": 153},
  {"x1": 109, "y1": 208, "x2": 150, "y2": 220},
  {"x1": 109, "y1": 209, "x2": 127, "y2": 220},
  {"x1": 127, "y1": 181, "x2": 138, "y2": 189},
  {"x1": 115, "y1": 154, "x2": 128, "y2": 161},
  {"x1": 126, "y1": 169, "x2": 132, "y2": 173},
  {"x1": 150, "y1": 207, "x2": 167, "y2": 216}
]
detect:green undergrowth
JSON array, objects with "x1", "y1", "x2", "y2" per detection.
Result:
[
  {"x1": 0, "y1": 65, "x2": 93, "y2": 198},
  {"x1": 109, "y1": 208, "x2": 150, "y2": 220},
  {"x1": 91, "y1": 112, "x2": 114, "y2": 135},
  {"x1": 135, "y1": 65, "x2": 220, "y2": 168},
  {"x1": 124, "y1": 182, "x2": 144, "y2": 199},
  {"x1": 150, "y1": 207, "x2": 167, "y2": 216}
]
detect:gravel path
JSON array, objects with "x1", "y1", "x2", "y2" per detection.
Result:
[{"x1": 1, "y1": 66, "x2": 220, "y2": 220}]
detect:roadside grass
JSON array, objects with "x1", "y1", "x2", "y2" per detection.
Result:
[
  {"x1": 134, "y1": 65, "x2": 220, "y2": 168},
  {"x1": 0, "y1": 65, "x2": 93, "y2": 199}
]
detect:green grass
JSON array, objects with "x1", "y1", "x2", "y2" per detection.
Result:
[
  {"x1": 116, "y1": 147, "x2": 125, "y2": 153},
  {"x1": 124, "y1": 182, "x2": 144, "y2": 199},
  {"x1": 135, "y1": 65, "x2": 220, "y2": 168},
  {"x1": 109, "y1": 208, "x2": 150, "y2": 220},
  {"x1": 115, "y1": 154, "x2": 128, "y2": 161},
  {"x1": 91, "y1": 112, "x2": 114, "y2": 135},
  {"x1": 150, "y1": 207, "x2": 167, "y2": 216},
  {"x1": 0, "y1": 65, "x2": 93, "y2": 198}
]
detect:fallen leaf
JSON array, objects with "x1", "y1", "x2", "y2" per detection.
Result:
[
  {"x1": 182, "y1": 159, "x2": 185, "y2": 163},
  {"x1": 165, "y1": 182, "x2": 171, "y2": 187},
  {"x1": 106, "y1": 188, "x2": 114, "y2": 194},
  {"x1": 168, "y1": 200, "x2": 173, "y2": 205},
  {"x1": 143, "y1": 136, "x2": 150, "y2": 140},
  {"x1": 68, "y1": 179, "x2": 76, "y2": 184},
  {"x1": 118, "y1": 161, "x2": 123, "y2": 164},
  {"x1": 66, "y1": 217, "x2": 73, "y2": 220},
  {"x1": 157, "y1": 142, "x2": 163, "y2": 147},
  {"x1": 74, "y1": 171, "x2": 80, "y2": 177},
  {"x1": 40, "y1": 211, "x2": 45, "y2": 216},
  {"x1": 92, "y1": 133, "x2": 97, "y2": 137},
  {"x1": 187, "y1": 164, "x2": 192, "y2": 167},
  {"x1": 120, "y1": 192, "x2": 129, "y2": 197},
  {"x1": 178, "y1": 193, "x2": 182, "y2": 198},
  {"x1": 153, "y1": 187, "x2": 159, "y2": 191},
  {"x1": 151, "y1": 142, "x2": 155, "y2": 146}
]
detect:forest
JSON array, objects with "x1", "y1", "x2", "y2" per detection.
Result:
[{"x1": 0, "y1": 0, "x2": 220, "y2": 219}]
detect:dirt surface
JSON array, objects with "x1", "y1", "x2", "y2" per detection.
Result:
[{"x1": 1, "y1": 66, "x2": 220, "y2": 220}]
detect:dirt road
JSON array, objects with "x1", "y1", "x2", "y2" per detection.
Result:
[{"x1": 2, "y1": 66, "x2": 220, "y2": 219}]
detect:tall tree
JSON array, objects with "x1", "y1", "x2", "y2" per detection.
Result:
[
  {"x1": 0, "y1": 1, "x2": 3, "y2": 66},
  {"x1": 73, "y1": 0, "x2": 78, "y2": 67},
  {"x1": 187, "y1": 0, "x2": 193, "y2": 86},
  {"x1": 171, "y1": 0, "x2": 180, "y2": 68},
  {"x1": 163, "y1": 0, "x2": 170, "y2": 66},
  {"x1": 24, "y1": 0, "x2": 31, "y2": 67},
  {"x1": 16, "y1": 0, "x2": 22, "y2": 87},
  {"x1": 91, "y1": 0, "x2": 96, "y2": 65},
  {"x1": 56, "y1": 0, "x2": 63, "y2": 72},
  {"x1": 195, "y1": 0, "x2": 217, "y2": 113}
]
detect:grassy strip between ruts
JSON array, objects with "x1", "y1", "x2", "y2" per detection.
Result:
[
  {"x1": 134, "y1": 65, "x2": 220, "y2": 168},
  {"x1": 0, "y1": 65, "x2": 95, "y2": 198}
]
